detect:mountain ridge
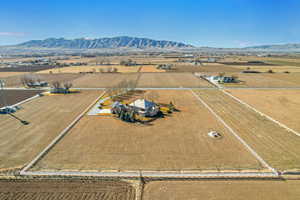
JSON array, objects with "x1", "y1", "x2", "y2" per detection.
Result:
[
  {"x1": 17, "y1": 36, "x2": 194, "y2": 49},
  {"x1": 245, "y1": 43, "x2": 300, "y2": 50}
]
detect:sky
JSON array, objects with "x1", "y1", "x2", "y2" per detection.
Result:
[{"x1": 0, "y1": 0, "x2": 299, "y2": 47}]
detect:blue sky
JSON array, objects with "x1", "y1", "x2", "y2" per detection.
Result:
[{"x1": 0, "y1": 0, "x2": 299, "y2": 47}]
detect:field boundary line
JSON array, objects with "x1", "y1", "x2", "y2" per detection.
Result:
[
  {"x1": 21, "y1": 170, "x2": 278, "y2": 179},
  {"x1": 20, "y1": 91, "x2": 106, "y2": 175},
  {"x1": 4, "y1": 87, "x2": 300, "y2": 90},
  {"x1": 190, "y1": 90, "x2": 278, "y2": 175},
  {"x1": 222, "y1": 90, "x2": 300, "y2": 137}
]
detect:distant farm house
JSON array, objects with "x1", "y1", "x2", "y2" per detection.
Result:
[
  {"x1": 208, "y1": 76, "x2": 237, "y2": 83},
  {"x1": 27, "y1": 81, "x2": 48, "y2": 88},
  {"x1": 157, "y1": 64, "x2": 173, "y2": 70}
]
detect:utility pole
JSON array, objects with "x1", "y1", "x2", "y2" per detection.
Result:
[{"x1": 0, "y1": 80, "x2": 7, "y2": 107}]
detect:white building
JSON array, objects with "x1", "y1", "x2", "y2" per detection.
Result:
[{"x1": 129, "y1": 99, "x2": 159, "y2": 117}]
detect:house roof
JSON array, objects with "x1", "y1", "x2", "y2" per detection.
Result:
[{"x1": 129, "y1": 99, "x2": 156, "y2": 109}]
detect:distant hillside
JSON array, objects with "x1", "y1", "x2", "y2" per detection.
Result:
[
  {"x1": 17, "y1": 36, "x2": 193, "y2": 49},
  {"x1": 246, "y1": 43, "x2": 300, "y2": 51}
]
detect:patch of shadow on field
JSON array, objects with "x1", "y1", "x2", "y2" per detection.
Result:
[
  {"x1": 112, "y1": 90, "x2": 146, "y2": 102},
  {"x1": 0, "y1": 90, "x2": 43, "y2": 107}
]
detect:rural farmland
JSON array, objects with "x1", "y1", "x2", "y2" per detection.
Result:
[
  {"x1": 0, "y1": 179, "x2": 135, "y2": 200},
  {"x1": 33, "y1": 90, "x2": 261, "y2": 172},
  {"x1": 0, "y1": 89, "x2": 43, "y2": 107},
  {"x1": 136, "y1": 73, "x2": 212, "y2": 88},
  {"x1": 1, "y1": 44, "x2": 300, "y2": 199},
  {"x1": 194, "y1": 90, "x2": 300, "y2": 171},
  {"x1": 0, "y1": 91, "x2": 100, "y2": 172},
  {"x1": 227, "y1": 89, "x2": 300, "y2": 132},
  {"x1": 143, "y1": 180, "x2": 300, "y2": 200}
]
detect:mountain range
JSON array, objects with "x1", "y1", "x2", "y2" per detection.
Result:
[
  {"x1": 245, "y1": 43, "x2": 300, "y2": 51},
  {"x1": 18, "y1": 36, "x2": 193, "y2": 49}
]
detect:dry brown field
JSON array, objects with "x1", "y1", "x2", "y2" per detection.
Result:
[
  {"x1": 131, "y1": 57, "x2": 178, "y2": 64},
  {"x1": 1, "y1": 73, "x2": 84, "y2": 87},
  {"x1": 73, "y1": 73, "x2": 140, "y2": 88},
  {"x1": 139, "y1": 65, "x2": 165, "y2": 72},
  {"x1": 0, "y1": 72, "x2": 28, "y2": 78},
  {"x1": 221, "y1": 73, "x2": 300, "y2": 88},
  {"x1": 194, "y1": 90, "x2": 300, "y2": 171},
  {"x1": 137, "y1": 73, "x2": 212, "y2": 88},
  {"x1": 233, "y1": 65, "x2": 300, "y2": 73},
  {"x1": 263, "y1": 73, "x2": 300, "y2": 85},
  {"x1": 227, "y1": 89, "x2": 300, "y2": 132},
  {"x1": 0, "y1": 179, "x2": 135, "y2": 200},
  {"x1": 0, "y1": 57, "x2": 38, "y2": 63},
  {"x1": 144, "y1": 180, "x2": 300, "y2": 200},
  {"x1": 57, "y1": 56, "x2": 178, "y2": 66},
  {"x1": 57, "y1": 56, "x2": 97, "y2": 64},
  {"x1": 239, "y1": 56, "x2": 300, "y2": 67},
  {"x1": 173, "y1": 63, "x2": 242, "y2": 73},
  {"x1": 0, "y1": 91, "x2": 100, "y2": 171},
  {"x1": 38, "y1": 65, "x2": 143, "y2": 73},
  {"x1": 33, "y1": 90, "x2": 261, "y2": 172}
]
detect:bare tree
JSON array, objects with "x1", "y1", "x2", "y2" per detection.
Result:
[
  {"x1": 231, "y1": 75, "x2": 239, "y2": 83},
  {"x1": 52, "y1": 81, "x2": 61, "y2": 89},
  {"x1": 127, "y1": 80, "x2": 136, "y2": 91},
  {"x1": 106, "y1": 88, "x2": 113, "y2": 97},
  {"x1": 146, "y1": 91, "x2": 159, "y2": 102},
  {"x1": 63, "y1": 82, "x2": 73, "y2": 92},
  {"x1": 21, "y1": 74, "x2": 37, "y2": 87},
  {"x1": 218, "y1": 72, "x2": 225, "y2": 77},
  {"x1": 111, "y1": 67, "x2": 118, "y2": 73},
  {"x1": 120, "y1": 59, "x2": 136, "y2": 66}
]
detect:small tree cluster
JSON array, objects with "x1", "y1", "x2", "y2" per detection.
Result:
[
  {"x1": 21, "y1": 74, "x2": 43, "y2": 87},
  {"x1": 51, "y1": 81, "x2": 73, "y2": 93},
  {"x1": 218, "y1": 72, "x2": 225, "y2": 77},
  {"x1": 112, "y1": 106, "x2": 136, "y2": 123},
  {"x1": 99, "y1": 67, "x2": 118, "y2": 73},
  {"x1": 52, "y1": 81, "x2": 61, "y2": 89},
  {"x1": 145, "y1": 91, "x2": 159, "y2": 102},
  {"x1": 95, "y1": 58, "x2": 111, "y2": 65},
  {"x1": 106, "y1": 80, "x2": 137, "y2": 99},
  {"x1": 63, "y1": 82, "x2": 73, "y2": 92},
  {"x1": 120, "y1": 59, "x2": 137, "y2": 66}
]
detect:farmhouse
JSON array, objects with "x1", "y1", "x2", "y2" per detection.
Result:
[
  {"x1": 129, "y1": 99, "x2": 159, "y2": 117},
  {"x1": 27, "y1": 81, "x2": 48, "y2": 88},
  {"x1": 157, "y1": 64, "x2": 173, "y2": 70},
  {"x1": 208, "y1": 76, "x2": 237, "y2": 83}
]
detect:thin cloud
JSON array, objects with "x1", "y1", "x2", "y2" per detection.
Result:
[{"x1": 0, "y1": 32, "x2": 26, "y2": 37}]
